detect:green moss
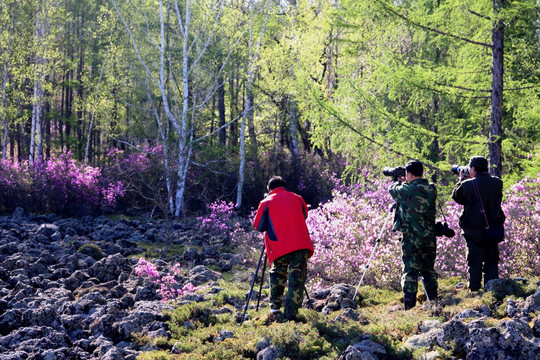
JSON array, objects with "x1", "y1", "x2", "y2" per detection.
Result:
[
  {"x1": 135, "y1": 241, "x2": 186, "y2": 259},
  {"x1": 77, "y1": 243, "x2": 104, "y2": 260},
  {"x1": 139, "y1": 275, "x2": 540, "y2": 360},
  {"x1": 137, "y1": 350, "x2": 176, "y2": 360}
]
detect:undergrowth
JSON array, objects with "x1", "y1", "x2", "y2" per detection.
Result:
[{"x1": 135, "y1": 276, "x2": 539, "y2": 360}]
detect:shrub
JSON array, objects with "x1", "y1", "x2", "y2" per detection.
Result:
[
  {"x1": 0, "y1": 153, "x2": 124, "y2": 215},
  {"x1": 104, "y1": 146, "x2": 168, "y2": 214},
  {"x1": 219, "y1": 170, "x2": 540, "y2": 290},
  {"x1": 305, "y1": 175, "x2": 403, "y2": 290},
  {"x1": 77, "y1": 244, "x2": 104, "y2": 260},
  {"x1": 134, "y1": 258, "x2": 202, "y2": 301}
]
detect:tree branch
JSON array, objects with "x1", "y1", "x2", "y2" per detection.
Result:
[
  {"x1": 434, "y1": 81, "x2": 491, "y2": 93},
  {"x1": 467, "y1": 9, "x2": 491, "y2": 21},
  {"x1": 377, "y1": 0, "x2": 493, "y2": 48},
  {"x1": 505, "y1": 85, "x2": 539, "y2": 91}
]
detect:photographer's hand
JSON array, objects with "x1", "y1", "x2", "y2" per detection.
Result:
[{"x1": 459, "y1": 169, "x2": 470, "y2": 181}]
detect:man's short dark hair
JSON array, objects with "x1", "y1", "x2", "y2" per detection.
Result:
[
  {"x1": 405, "y1": 160, "x2": 423, "y2": 177},
  {"x1": 468, "y1": 156, "x2": 489, "y2": 173},
  {"x1": 267, "y1": 176, "x2": 287, "y2": 191}
]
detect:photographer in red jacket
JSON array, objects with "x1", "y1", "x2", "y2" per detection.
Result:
[{"x1": 253, "y1": 176, "x2": 314, "y2": 322}]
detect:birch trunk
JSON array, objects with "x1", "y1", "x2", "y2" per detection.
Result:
[
  {"x1": 30, "y1": 1, "x2": 48, "y2": 163},
  {"x1": 1, "y1": 10, "x2": 15, "y2": 159},
  {"x1": 236, "y1": 0, "x2": 271, "y2": 208},
  {"x1": 114, "y1": 0, "x2": 237, "y2": 216}
]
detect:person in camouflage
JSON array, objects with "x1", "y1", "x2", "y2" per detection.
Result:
[
  {"x1": 253, "y1": 176, "x2": 314, "y2": 322},
  {"x1": 388, "y1": 160, "x2": 437, "y2": 310}
]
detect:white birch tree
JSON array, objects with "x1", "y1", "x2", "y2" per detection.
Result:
[
  {"x1": 112, "y1": 0, "x2": 248, "y2": 216},
  {"x1": 29, "y1": 0, "x2": 49, "y2": 163},
  {"x1": 0, "y1": 3, "x2": 16, "y2": 159},
  {"x1": 236, "y1": 0, "x2": 272, "y2": 208}
]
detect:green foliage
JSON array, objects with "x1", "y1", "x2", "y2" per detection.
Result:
[
  {"x1": 136, "y1": 276, "x2": 539, "y2": 359},
  {"x1": 77, "y1": 243, "x2": 104, "y2": 260},
  {"x1": 135, "y1": 241, "x2": 185, "y2": 261},
  {"x1": 486, "y1": 278, "x2": 534, "y2": 301}
]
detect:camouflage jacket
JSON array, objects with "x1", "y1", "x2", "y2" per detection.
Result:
[{"x1": 388, "y1": 178, "x2": 436, "y2": 236}]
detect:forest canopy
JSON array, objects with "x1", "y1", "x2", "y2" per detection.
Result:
[{"x1": 0, "y1": 0, "x2": 539, "y2": 216}]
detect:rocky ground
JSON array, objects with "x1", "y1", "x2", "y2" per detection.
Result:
[
  {"x1": 0, "y1": 207, "x2": 539, "y2": 360},
  {"x1": 0, "y1": 208, "x2": 239, "y2": 360}
]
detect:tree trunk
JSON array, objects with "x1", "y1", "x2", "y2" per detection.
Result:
[
  {"x1": 66, "y1": 66, "x2": 73, "y2": 151},
  {"x1": 30, "y1": 1, "x2": 48, "y2": 163},
  {"x1": 490, "y1": 0, "x2": 504, "y2": 177},
  {"x1": 218, "y1": 74, "x2": 226, "y2": 145},
  {"x1": 1, "y1": 9, "x2": 15, "y2": 160},
  {"x1": 85, "y1": 53, "x2": 107, "y2": 164},
  {"x1": 237, "y1": 83, "x2": 247, "y2": 208},
  {"x1": 247, "y1": 90, "x2": 257, "y2": 153},
  {"x1": 1, "y1": 58, "x2": 9, "y2": 160},
  {"x1": 229, "y1": 66, "x2": 238, "y2": 151},
  {"x1": 289, "y1": 99, "x2": 300, "y2": 171},
  {"x1": 45, "y1": 102, "x2": 51, "y2": 158},
  {"x1": 77, "y1": 12, "x2": 85, "y2": 159}
]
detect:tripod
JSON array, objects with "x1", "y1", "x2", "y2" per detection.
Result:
[
  {"x1": 353, "y1": 203, "x2": 396, "y2": 301},
  {"x1": 239, "y1": 244, "x2": 313, "y2": 325},
  {"x1": 239, "y1": 244, "x2": 266, "y2": 326}
]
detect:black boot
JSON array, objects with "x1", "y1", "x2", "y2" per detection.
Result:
[
  {"x1": 426, "y1": 288, "x2": 438, "y2": 302},
  {"x1": 404, "y1": 292, "x2": 417, "y2": 310}
]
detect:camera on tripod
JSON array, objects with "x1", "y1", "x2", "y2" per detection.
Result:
[
  {"x1": 451, "y1": 164, "x2": 470, "y2": 177},
  {"x1": 383, "y1": 166, "x2": 406, "y2": 181}
]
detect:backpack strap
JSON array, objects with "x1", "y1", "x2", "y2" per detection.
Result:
[{"x1": 472, "y1": 179, "x2": 490, "y2": 230}]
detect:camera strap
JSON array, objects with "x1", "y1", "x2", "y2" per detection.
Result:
[{"x1": 472, "y1": 179, "x2": 490, "y2": 230}]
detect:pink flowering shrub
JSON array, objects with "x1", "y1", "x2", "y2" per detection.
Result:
[
  {"x1": 134, "y1": 258, "x2": 201, "y2": 301},
  {"x1": 197, "y1": 201, "x2": 262, "y2": 264},
  {"x1": 198, "y1": 171, "x2": 540, "y2": 291},
  {"x1": 306, "y1": 176, "x2": 404, "y2": 289},
  {"x1": 306, "y1": 173, "x2": 540, "y2": 290},
  {"x1": 0, "y1": 153, "x2": 124, "y2": 215},
  {"x1": 197, "y1": 201, "x2": 238, "y2": 233},
  {"x1": 498, "y1": 175, "x2": 540, "y2": 278},
  {"x1": 104, "y1": 145, "x2": 171, "y2": 214}
]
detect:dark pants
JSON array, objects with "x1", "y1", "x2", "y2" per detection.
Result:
[
  {"x1": 269, "y1": 249, "x2": 308, "y2": 320},
  {"x1": 464, "y1": 234, "x2": 499, "y2": 290}
]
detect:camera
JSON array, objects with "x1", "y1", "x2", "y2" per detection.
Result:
[
  {"x1": 451, "y1": 164, "x2": 469, "y2": 177},
  {"x1": 435, "y1": 221, "x2": 455, "y2": 237},
  {"x1": 383, "y1": 166, "x2": 406, "y2": 180}
]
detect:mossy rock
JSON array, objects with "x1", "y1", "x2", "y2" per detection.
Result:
[
  {"x1": 78, "y1": 243, "x2": 104, "y2": 260},
  {"x1": 484, "y1": 278, "x2": 529, "y2": 301}
]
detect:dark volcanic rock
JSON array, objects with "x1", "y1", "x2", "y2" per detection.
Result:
[{"x1": 0, "y1": 213, "x2": 227, "y2": 359}]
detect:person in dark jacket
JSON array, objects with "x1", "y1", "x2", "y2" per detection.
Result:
[
  {"x1": 253, "y1": 176, "x2": 314, "y2": 322},
  {"x1": 389, "y1": 160, "x2": 437, "y2": 310},
  {"x1": 452, "y1": 156, "x2": 505, "y2": 291}
]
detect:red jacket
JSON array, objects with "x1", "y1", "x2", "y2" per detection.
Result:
[{"x1": 253, "y1": 187, "x2": 314, "y2": 264}]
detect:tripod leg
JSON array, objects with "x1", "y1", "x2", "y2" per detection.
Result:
[
  {"x1": 256, "y1": 255, "x2": 268, "y2": 311},
  {"x1": 239, "y1": 244, "x2": 265, "y2": 326},
  {"x1": 303, "y1": 284, "x2": 314, "y2": 309},
  {"x1": 420, "y1": 277, "x2": 431, "y2": 303},
  {"x1": 353, "y1": 204, "x2": 396, "y2": 301}
]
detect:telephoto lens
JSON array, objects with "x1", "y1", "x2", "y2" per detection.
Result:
[
  {"x1": 451, "y1": 164, "x2": 469, "y2": 175},
  {"x1": 383, "y1": 166, "x2": 405, "y2": 179}
]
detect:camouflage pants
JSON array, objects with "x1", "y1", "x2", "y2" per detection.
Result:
[
  {"x1": 269, "y1": 249, "x2": 308, "y2": 320},
  {"x1": 401, "y1": 234, "x2": 438, "y2": 294}
]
